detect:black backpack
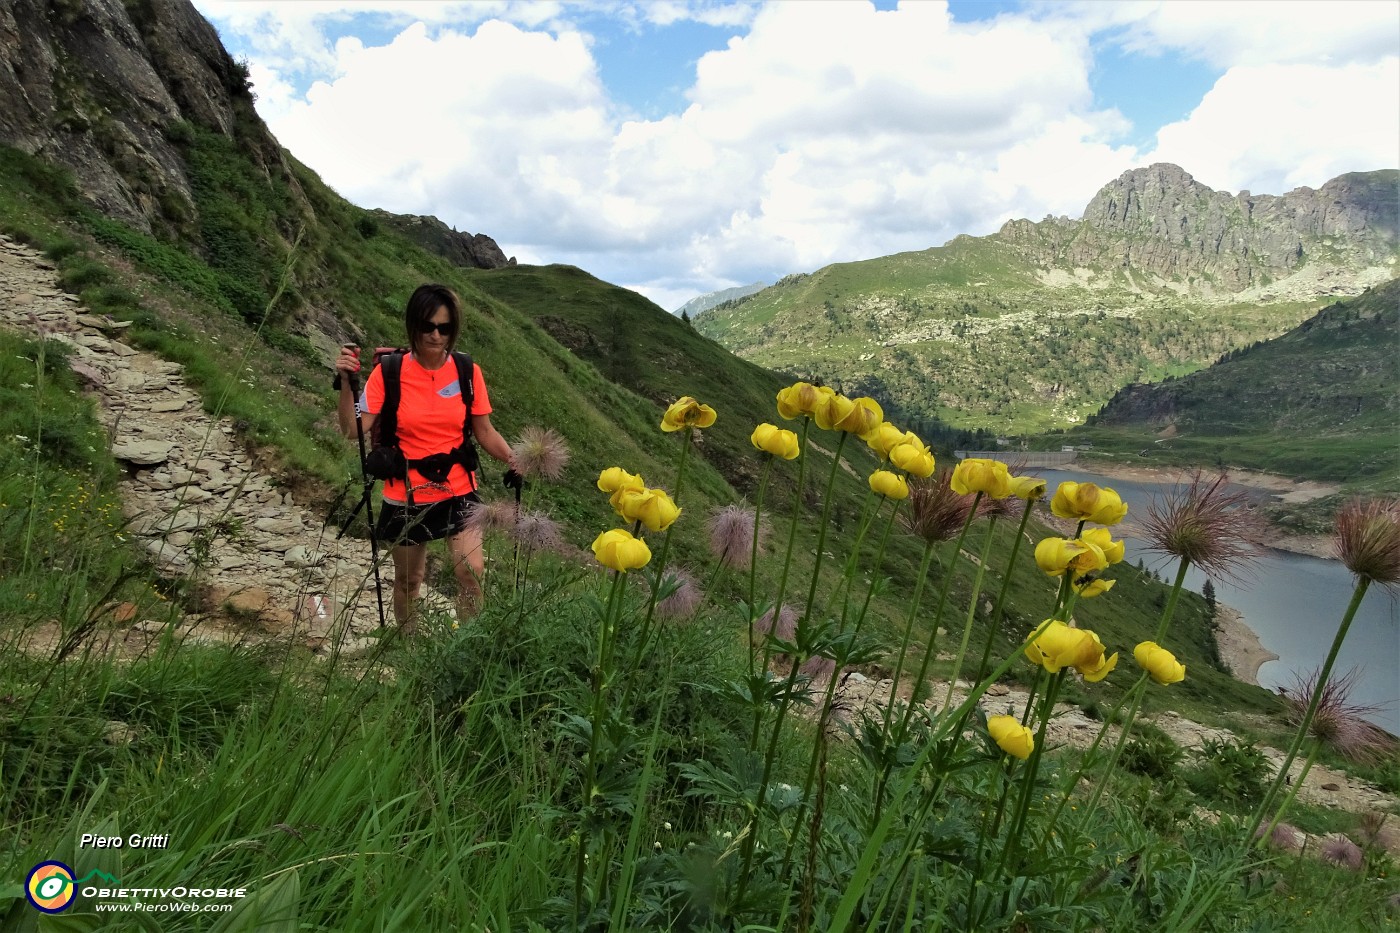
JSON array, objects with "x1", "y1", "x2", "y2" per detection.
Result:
[{"x1": 364, "y1": 351, "x2": 479, "y2": 483}]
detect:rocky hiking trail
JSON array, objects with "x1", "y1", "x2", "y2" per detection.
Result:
[
  {"x1": 2, "y1": 232, "x2": 1395, "y2": 854},
  {"x1": 2, "y1": 233, "x2": 389, "y2": 656}
]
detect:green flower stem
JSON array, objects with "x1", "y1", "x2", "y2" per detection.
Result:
[
  {"x1": 853, "y1": 497, "x2": 903, "y2": 629},
  {"x1": 996, "y1": 668, "x2": 1067, "y2": 904},
  {"x1": 574, "y1": 569, "x2": 628, "y2": 923},
  {"x1": 943, "y1": 515, "x2": 999, "y2": 707},
  {"x1": 879, "y1": 537, "x2": 940, "y2": 736},
  {"x1": 799, "y1": 430, "x2": 852, "y2": 624},
  {"x1": 750, "y1": 417, "x2": 812, "y2": 752},
  {"x1": 738, "y1": 425, "x2": 838, "y2": 901},
  {"x1": 1257, "y1": 739, "x2": 1321, "y2": 849},
  {"x1": 892, "y1": 492, "x2": 983, "y2": 741},
  {"x1": 1078, "y1": 556, "x2": 1191, "y2": 822},
  {"x1": 618, "y1": 429, "x2": 694, "y2": 707},
  {"x1": 1040, "y1": 670, "x2": 1147, "y2": 848},
  {"x1": 970, "y1": 498, "x2": 1036, "y2": 685},
  {"x1": 1152, "y1": 556, "x2": 1190, "y2": 641},
  {"x1": 780, "y1": 496, "x2": 904, "y2": 883},
  {"x1": 834, "y1": 483, "x2": 881, "y2": 622},
  {"x1": 1248, "y1": 577, "x2": 1370, "y2": 843}
]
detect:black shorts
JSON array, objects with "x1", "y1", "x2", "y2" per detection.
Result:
[{"x1": 376, "y1": 492, "x2": 480, "y2": 546}]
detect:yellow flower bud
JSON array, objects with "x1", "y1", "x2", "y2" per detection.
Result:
[
  {"x1": 1050, "y1": 481, "x2": 1128, "y2": 525},
  {"x1": 614, "y1": 487, "x2": 682, "y2": 532},
  {"x1": 1081, "y1": 527, "x2": 1126, "y2": 564},
  {"x1": 660, "y1": 396, "x2": 717, "y2": 433},
  {"x1": 869, "y1": 470, "x2": 909, "y2": 500},
  {"x1": 889, "y1": 441, "x2": 936, "y2": 478},
  {"x1": 591, "y1": 528, "x2": 652, "y2": 572},
  {"x1": 863, "y1": 422, "x2": 907, "y2": 459},
  {"x1": 598, "y1": 466, "x2": 645, "y2": 494},
  {"x1": 1008, "y1": 475, "x2": 1047, "y2": 500},
  {"x1": 776, "y1": 382, "x2": 824, "y2": 420},
  {"x1": 834, "y1": 396, "x2": 883, "y2": 435},
  {"x1": 751, "y1": 423, "x2": 801, "y2": 460},
  {"x1": 1025, "y1": 620, "x2": 1103, "y2": 673},
  {"x1": 1034, "y1": 537, "x2": 1089, "y2": 577},
  {"x1": 950, "y1": 458, "x2": 1012, "y2": 498},
  {"x1": 812, "y1": 392, "x2": 857, "y2": 431},
  {"x1": 988, "y1": 714, "x2": 1034, "y2": 760},
  {"x1": 1134, "y1": 641, "x2": 1186, "y2": 685}
]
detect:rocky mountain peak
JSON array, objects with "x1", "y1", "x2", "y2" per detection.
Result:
[{"x1": 1001, "y1": 163, "x2": 1398, "y2": 293}]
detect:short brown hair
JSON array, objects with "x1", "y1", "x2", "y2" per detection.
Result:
[{"x1": 405, "y1": 283, "x2": 461, "y2": 354}]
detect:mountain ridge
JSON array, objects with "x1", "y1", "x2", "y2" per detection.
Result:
[{"x1": 695, "y1": 163, "x2": 1398, "y2": 433}]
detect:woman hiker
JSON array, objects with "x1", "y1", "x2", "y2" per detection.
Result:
[{"x1": 335, "y1": 283, "x2": 515, "y2": 631}]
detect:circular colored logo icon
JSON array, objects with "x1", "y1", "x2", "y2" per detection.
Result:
[{"x1": 26, "y1": 861, "x2": 76, "y2": 913}]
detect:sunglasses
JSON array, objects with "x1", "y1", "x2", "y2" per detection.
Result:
[{"x1": 415, "y1": 320, "x2": 453, "y2": 336}]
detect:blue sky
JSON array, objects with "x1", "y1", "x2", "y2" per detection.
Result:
[{"x1": 192, "y1": 1, "x2": 1398, "y2": 310}]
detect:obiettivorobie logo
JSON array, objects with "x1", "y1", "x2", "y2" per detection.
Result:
[
  {"x1": 24, "y1": 861, "x2": 247, "y2": 915},
  {"x1": 25, "y1": 862, "x2": 118, "y2": 914}
]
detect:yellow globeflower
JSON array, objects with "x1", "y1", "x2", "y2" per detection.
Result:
[
  {"x1": 1034, "y1": 537, "x2": 1091, "y2": 577},
  {"x1": 1134, "y1": 641, "x2": 1186, "y2": 685},
  {"x1": 864, "y1": 423, "x2": 908, "y2": 460},
  {"x1": 1050, "y1": 481, "x2": 1129, "y2": 526},
  {"x1": 869, "y1": 470, "x2": 910, "y2": 500},
  {"x1": 950, "y1": 458, "x2": 1012, "y2": 498},
  {"x1": 751, "y1": 423, "x2": 800, "y2": 460},
  {"x1": 988, "y1": 714, "x2": 1035, "y2": 760},
  {"x1": 592, "y1": 528, "x2": 652, "y2": 572},
  {"x1": 1081, "y1": 527, "x2": 1126, "y2": 565},
  {"x1": 889, "y1": 441, "x2": 936, "y2": 478},
  {"x1": 598, "y1": 466, "x2": 645, "y2": 494},
  {"x1": 1025, "y1": 620, "x2": 1102, "y2": 674},
  {"x1": 834, "y1": 396, "x2": 883, "y2": 436},
  {"x1": 1008, "y1": 476, "x2": 1048, "y2": 501},
  {"x1": 660, "y1": 396, "x2": 717, "y2": 433},
  {"x1": 776, "y1": 382, "x2": 824, "y2": 420},
  {"x1": 1078, "y1": 635, "x2": 1119, "y2": 682},
  {"x1": 812, "y1": 392, "x2": 857, "y2": 431},
  {"x1": 613, "y1": 487, "x2": 682, "y2": 532}
]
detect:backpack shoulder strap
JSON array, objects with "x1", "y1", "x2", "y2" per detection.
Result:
[
  {"x1": 376, "y1": 352, "x2": 404, "y2": 447},
  {"x1": 452, "y1": 351, "x2": 475, "y2": 440}
]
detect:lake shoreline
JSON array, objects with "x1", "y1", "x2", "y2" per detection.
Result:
[
  {"x1": 1212, "y1": 603, "x2": 1279, "y2": 687},
  {"x1": 1066, "y1": 458, "x2": 1338, "y2": 561}
]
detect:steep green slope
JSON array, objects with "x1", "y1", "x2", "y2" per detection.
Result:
[{"x1": 1070, "y1": 279, "x2": 1400, "y2": 487}]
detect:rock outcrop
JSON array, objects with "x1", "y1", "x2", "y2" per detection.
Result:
[
  {"x1": 1000, "y1": 164, "x2": 1399, "y2": 293},
  {"x1": 372, "y1": 211, "x2": 516, "y2": 270},
  {"x1": 0, "y1": 0, "x2": 287, "y2": 235}
]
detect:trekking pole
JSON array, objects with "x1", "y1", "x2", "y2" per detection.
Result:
[{"x1": 336, "y1": 346, "x2": 388, "y2": 629}]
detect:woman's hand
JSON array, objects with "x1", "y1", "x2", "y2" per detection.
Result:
[{"x1": 335, "y1": 345, "x2": 361, "y2": 381}]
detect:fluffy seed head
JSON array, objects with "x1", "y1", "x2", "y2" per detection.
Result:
[
  {"x1": 707, "y1": 504, "x2": 761, "y2": 568},
  {"x1": 1320, "y1": 835, "x2": 1364, "y2": 871},
  {"x1": 1137, "y1": 471, "x2": 1261, "y2": 583},
  {"x1": 903, "y1": 470, "x2": 983, "y2": 544},
  {"x1": 510, "y1": 426, "x2": 571, "y2": 481},
  {"x1": 467, "y1": 499, "x2": 519, "y2": 535},
  {"x1": 798, "y1": 654, "x2": 836, "y2": 682},
  {"x1": 508, "y1": 509, "x2": 564, "y2": 554},
  {"x1": 1335, "y1": 498, "x2": 1400, "y2": 590},
  {"x1": 754, "y1": 604, "x2": 798, "y2": 643},
  {"x1": 1283, "y1": 666, "x2": 1395, "y2": 764},
  {"x1": 656, "y1": 568, "x2": 703, "y2": 621}
]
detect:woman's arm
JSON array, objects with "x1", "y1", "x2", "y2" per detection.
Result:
[
  {"x1": 472, "y1": 413, "x2": 515, "y2": 468},
  {"x1": 335, "y1": 347, "x2": 378, "y2": 440}
]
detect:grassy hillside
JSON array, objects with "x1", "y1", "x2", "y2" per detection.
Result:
[
  {"x1": 1065, "y1": 281, "x2": 1400, "y2": 494},
  {"x1": 695, "y1": 234, "x2": 1330, "y2": 434},
  {"x1": 4, "y1": 105, "x2": 1394, "y2": 932}
]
